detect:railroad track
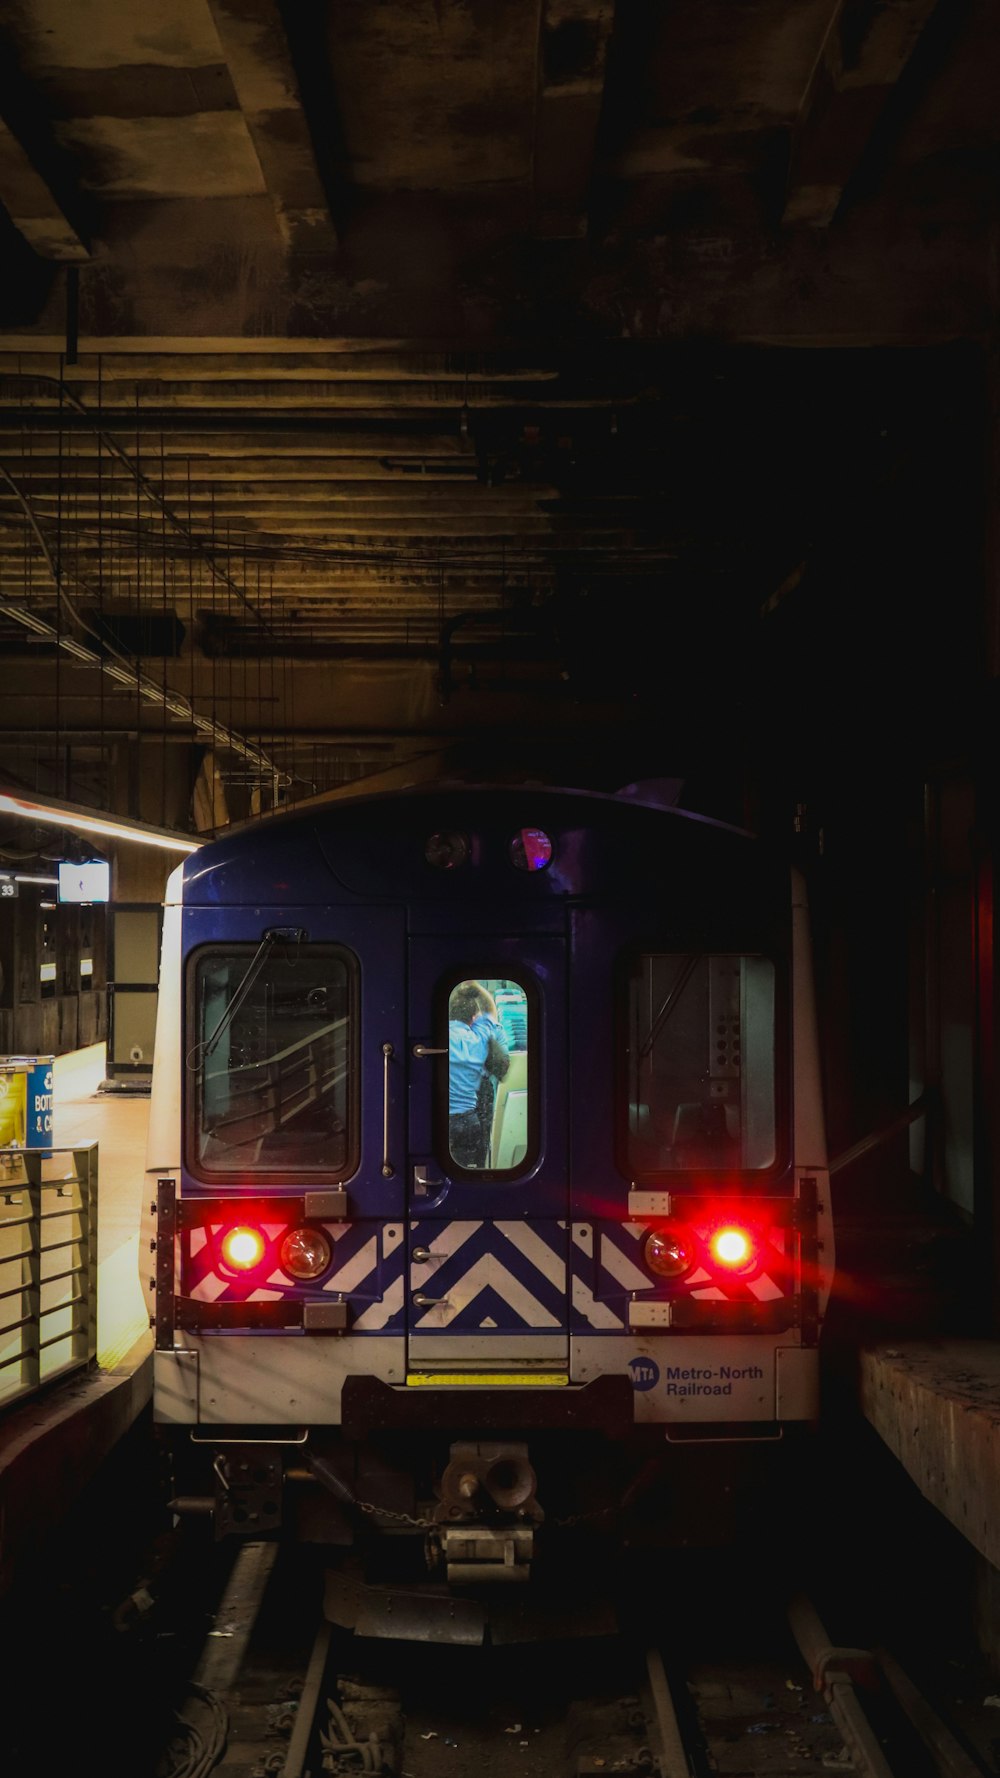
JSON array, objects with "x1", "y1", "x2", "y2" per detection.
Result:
[{"x1": 152, "y1": 1546, "x2": 993, "y2": 1778}]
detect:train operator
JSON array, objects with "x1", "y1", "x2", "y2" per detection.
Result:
[{"x1": 448, "y1": 980, "x2": 509, "y2": 1169}]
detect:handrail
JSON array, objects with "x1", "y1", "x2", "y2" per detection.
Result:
[
  {"x1": 828, "y1": 1096, "x2": 926, "y2": 1176},
  {"x1": 0, "y1": 1142, "x2": 98, "y2": 1411}
]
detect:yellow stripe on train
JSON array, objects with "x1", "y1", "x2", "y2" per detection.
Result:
[{"x1": 405, "y1": 1371, "x2": 570, "y2": 1388}]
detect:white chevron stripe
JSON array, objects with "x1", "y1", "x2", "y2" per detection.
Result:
[
  {"x1": 571, "y1": 1275, "x2": 622, "y2": 1328},
  {"x1": 484, "y1": 1255, "x2": 561, "y2": 1326},
  {"x1": 494, "y1": 1221, "x2": 565, "y2": 1290},
  {"x1": 412, "y1": 1219, "x2": 483, "y2": 1258},
  {"x1": 749, "y1": 1274, "x2": 784, "y2": 1301},
  {"x1": 247, "y1": 1287, "x2": 284, "y2": 1302},
  {"x1": 599, "y1": 1234, "x2": 650, "y2": 1293},
  {"x1": 323, "y1": 1234, "x2": 379, "y2": 1295},
  {"x1": 354, "y1": 1275, "x2": 404, "y2": 1329},
  {"x1": 191, "y1": 1271, "x2": 228, "y2": 1302},
  {"x1": 191, "y1": 1228, "x2": 207, "y2": 1257},
  {"x1": 413, "y1": 1252, "x2": 560, "y2": 1329}
]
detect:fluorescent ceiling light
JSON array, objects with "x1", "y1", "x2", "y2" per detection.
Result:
[
  {"x1": 12, "y1": 874, "x2": 59, "y2": 885},
  {"x1": 0, "y1": 790, "x2": 202, "y2": 854}
]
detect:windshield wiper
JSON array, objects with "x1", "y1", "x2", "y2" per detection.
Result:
[
  {"x1": 638, "y1": 952, "x2": 702, "y2": 1059},
  {"x1": 187, "y1": 926, "x2": 306, "y2": 1072}
]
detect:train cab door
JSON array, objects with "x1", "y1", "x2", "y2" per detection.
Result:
[{"x1": 405, "y1": 936, "x2": 570, "y2": 1378}]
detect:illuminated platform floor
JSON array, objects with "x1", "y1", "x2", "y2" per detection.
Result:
[
  {"x1": 0, "y1": 1043, "x2": 153, "y2": 1600},
  {"x1": 50, "y1": 1043, "x2": 152, "y2": 1372}
]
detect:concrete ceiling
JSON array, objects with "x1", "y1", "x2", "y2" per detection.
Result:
[{"x1": 0, "y1": 0, "x2": 995, "y2": 829}]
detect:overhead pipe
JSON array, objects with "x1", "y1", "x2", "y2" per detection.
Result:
[{"x1": 438, "y1": 604, "x2": 560, "y2": 703}]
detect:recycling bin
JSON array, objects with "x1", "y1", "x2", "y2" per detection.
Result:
[{"x1": 0, "y1": 1055, "x2": 55, "y2": 1147}]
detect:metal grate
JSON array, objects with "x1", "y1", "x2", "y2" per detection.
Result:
[{"x1": 0, "y1": 1141, "x2": 98, "y2": 1409}]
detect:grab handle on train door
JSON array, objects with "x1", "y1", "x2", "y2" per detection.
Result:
[
  {"x1": 412, "y1": 1044, "x2": 446, "y2": 1058},
  {"x1": 413, "y1": 1293, "x2": 451, "y2": 1308},
  {"x1": 381, "y1": 1042, "x2": 394, "y2": 1177}
]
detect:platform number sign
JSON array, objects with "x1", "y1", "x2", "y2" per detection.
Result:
[{"x1": 0, "y1": 876, "x2": 16, "y2": 898}]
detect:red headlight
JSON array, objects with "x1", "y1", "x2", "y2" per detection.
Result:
[
  {"x1": 643, "y1": 1221, "x2": 696, "y2": 1280},
  {"x1": 219, "y1": 1225, "x2": 267, "y2": 1271},
  {"x1": 707, "y1": 1224, "x2": 758, "y2": 1274},
  {"x1": 279, "y1": 1225, "x2": 332, "y2": 1282}
]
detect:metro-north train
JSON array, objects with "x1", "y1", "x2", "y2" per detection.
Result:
[{"x1": 143, "y1": 778, "x2": 833, "y2": 1636}]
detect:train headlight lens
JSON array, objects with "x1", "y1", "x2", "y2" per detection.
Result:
[
  {"x1": 709, "y1": 1226, "x2": 755, "y2": 1272},
  {"x1": 220, "y1": 1226, "x2": 266, "y2": 1271},
  {"x1": 643, "y1": 1222, "x2": 696, "y2": 1280},
  {"x1": 279, "y1": 1226, "x2": 332, "y2": 1281}
]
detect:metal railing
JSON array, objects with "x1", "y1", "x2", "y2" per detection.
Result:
[{"x1": 0, "y1": 1142, "x2": 98, "y2": 1410}]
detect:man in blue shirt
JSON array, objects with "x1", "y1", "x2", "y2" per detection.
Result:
[{"x1": 449, "y1": 981, "x2": 507, "y2": 1169}]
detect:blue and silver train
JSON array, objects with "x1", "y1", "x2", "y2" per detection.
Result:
[{"x1": 143, "y1": 779, "x2": 833, "y2": 1627}]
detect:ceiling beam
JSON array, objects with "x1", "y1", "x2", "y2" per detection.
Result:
[
  {"x1": 533, "y1": 0, "x2": 614, "y2": 239},
  {"x1": 0, "y1": 117, "x2": 90, "y2": 261},
  {"x1": 0, "y1": 379, "x2": 626, "y2": 408},
  {"x1": 204, "y1": 0, "x2": 339, "y2": 255},
  {"x1": 0, "y1": 351, "x2": 560, "y2": 383},
  {"x1": 783, "y1": 0, "x2": 945, "y2": 227},
  {"x1": 0, "y1": 23, "x2": 93, "y2": 263},
  {"x1": 0, "y1": 412, "x2": 474, "y2": 438}
]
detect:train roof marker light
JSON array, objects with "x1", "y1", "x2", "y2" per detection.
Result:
[
  {"x1": 425, "y1": 830, "x2": 470, "y2": 869},
  {"x1": 510, "y1": 828, "x2": 552, "y2": 871}
]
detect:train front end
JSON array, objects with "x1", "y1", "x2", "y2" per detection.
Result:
[{"x1": 144, "y1": 786, "x2": 833, "y2": 1624}]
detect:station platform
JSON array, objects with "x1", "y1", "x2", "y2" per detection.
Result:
[
  {"x1": 0, "y1": 1043, "x2": 153, "y2": 1600},
  {"x1": 860, "y1": 1340, "x2": 1000, "y2": 1575}
]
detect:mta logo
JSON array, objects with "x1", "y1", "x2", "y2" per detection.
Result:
[{"x1": 627, "y1": 1356, "x2": 659, "y2": 1391}]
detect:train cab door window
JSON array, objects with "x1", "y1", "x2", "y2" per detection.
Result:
[
  {"x1": 625, "y1": 953, "x2": 776, "y2": 1173},
  {"x1": 189, "y1": 943, "x2": 357, "y2": 1178},
  {"x1": 447, "y1": 977, "x2": 530, "y2": 1174}
]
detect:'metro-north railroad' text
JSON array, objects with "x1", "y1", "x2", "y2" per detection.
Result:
[{"x1": 664, "y1": 1364, "x2": 765, "y2": 1397}]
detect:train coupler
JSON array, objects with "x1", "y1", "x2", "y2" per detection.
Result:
[
  {"x1": 437, "y1": 1522, "x2": 535, "y2": 1584},
  {"x1": 430, "y1": 1440, "x2": 542, "y2": 1582},
  {"x1": 210, "y1": 1444, "x2": 284, "y2": 1539},
  {"x1": 436, "y1": 1439, "x2": 542, "y2": 1520}
]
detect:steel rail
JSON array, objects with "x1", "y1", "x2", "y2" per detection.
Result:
[
  {"x1": 644, "y1": 1646, "x2": 692, "y2": 1777},
  {"x1": 787, "y1": 1593, "x2": 895, "y2": 1778},
  {"x1": 280, "y1": 1620, "x2": 332, "y2": 1778},
  {"x1": 874, "y1": 1647, "x2": 987, "y2": 1778}
]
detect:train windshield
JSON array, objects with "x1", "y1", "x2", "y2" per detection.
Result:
[
  {"x1": 626, "y1": 952, "x2": 776, "y2": 1172},
  {"x1": 190, "y1": 944, "x2": 355, "y2": 1176}
]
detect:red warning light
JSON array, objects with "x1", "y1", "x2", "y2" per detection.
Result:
[
  {"x1": 220, "y1": 1225, "x2": 267, "y2": 1272},
  {"x1": 708, "y1": 1225, "x2": 757, "y2": 1273}
]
